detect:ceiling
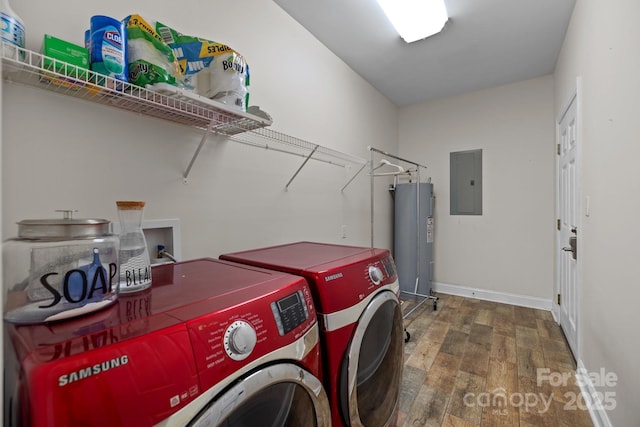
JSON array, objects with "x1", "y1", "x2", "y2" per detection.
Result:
[{"x1": 274, "y1": 0, "x2": 576, "y2": 107}]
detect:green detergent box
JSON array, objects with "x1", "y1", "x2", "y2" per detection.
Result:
[{"x1": 41, "y1": 34, "x2": 89, "y2": 80}]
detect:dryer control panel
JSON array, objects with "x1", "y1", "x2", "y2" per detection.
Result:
[
  {"x1": 271, "y1": 290, "x2": 309, "y2": 336},
  {"x1": 185, "y1": 276, "x2": 317, "y2": 396},
  {"x1": 381, "y1": 255, "x2": 396, "y2": 278}
]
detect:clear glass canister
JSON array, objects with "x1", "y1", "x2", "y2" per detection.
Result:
[
  {"x1": 3, "y1": 211, "x2": 120, "y2": 324},
  {"x1": 116, "y1": 201, "x2": 152, "y2": 293}
]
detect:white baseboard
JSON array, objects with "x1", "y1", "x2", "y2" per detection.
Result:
[
  {"x1": 575, "y1": 359, "x2": 613, "y2": 427},
  {"x1": 432, "y1": 281, "x2": 552, "y2": 311}
]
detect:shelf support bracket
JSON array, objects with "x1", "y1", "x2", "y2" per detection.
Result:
[
  {"x1": 341, "y1": 162, "x2": 368, "y2": 192},
  {"x1": 285, "y1": 144, "x2": 319, "y2": 191},
  {"x1": 183, "y1": 117, "x2": 217, "y2": 183}
]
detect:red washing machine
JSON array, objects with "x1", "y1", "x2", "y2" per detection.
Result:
[
  {"x1": 220, "y1": 242, "x2": 404, "y2": 427},
  {"x1": 4, "y1": 258, "x2": 330, "y2": 427}
]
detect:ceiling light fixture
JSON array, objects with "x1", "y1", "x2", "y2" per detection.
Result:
[{"x1": 376, "y1": 0, "x2": 448, "y2": 43}]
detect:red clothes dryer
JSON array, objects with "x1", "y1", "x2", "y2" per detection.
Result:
[
  {"x1": 221, "y1": 242, "x2": 404, "y2": 427},
  {"x1": 4, "y1": 258, "x2": 330, "y2": 427}
]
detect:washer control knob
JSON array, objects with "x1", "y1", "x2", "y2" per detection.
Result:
[
  {"x1": 224, "y1": 320, "x2": 257, "y2": 361},
  {"x1": 368, "y1": 266, "x2": 384, "y2": 285}
]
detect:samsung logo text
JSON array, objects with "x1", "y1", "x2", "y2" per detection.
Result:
[
  {"x1": 58, "y1": 355, "x2": 129, "y2": 386},
  {"x1": 324, "y1": 273, "x2": 344, "y2": 282}
]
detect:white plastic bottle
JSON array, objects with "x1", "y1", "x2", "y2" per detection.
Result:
[{"x1": 1, "y1": 0, "x2": 25, "y2": 60}]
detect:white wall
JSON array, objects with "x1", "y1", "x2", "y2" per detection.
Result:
[
  {"x1": 398, "y1": 75, "x2": 556, "y2": 303},
  {"x1": 554, "y1": 0, "x2": 640, "y2": 425},
  {"x1": 1, "y1": 0, "x2": 398, "y2": 258}
]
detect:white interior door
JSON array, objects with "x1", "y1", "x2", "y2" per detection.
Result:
[{"x1": 557, "y1": 94, "x2": 579, "y2": 357}]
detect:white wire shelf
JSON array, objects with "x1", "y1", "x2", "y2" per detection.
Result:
[
  {"x1": 229, "y1": 128, "x2": 369, "y2": 191},
  {"x1": 2, "y1": 43, "x2": 368, "y2": 189},
  {"x1": 232, "y1": 127, "x2": 368, "y2": 167},
  {"x1": 1, "y1": 44, "x2": 272, "y2": 134}
]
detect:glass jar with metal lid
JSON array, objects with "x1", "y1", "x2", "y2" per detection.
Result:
[{"x1": 3, "y1": 210, "x2": 119, "y2": 324}]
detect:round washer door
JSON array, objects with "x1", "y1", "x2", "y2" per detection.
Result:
[
  {"x1": 340, "y1": 291, "x2": 404, "y2": 427},
  {"x1": 189, "y1": 363, "x2": 330, "y2": 427}
]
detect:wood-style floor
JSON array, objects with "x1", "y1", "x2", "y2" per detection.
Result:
[{"x1": 396, "y1": 294, "x2": 594, "y2": 427}]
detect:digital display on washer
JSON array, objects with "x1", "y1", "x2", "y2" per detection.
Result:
[
  {"x1": 382, "y1": 256, "x2": 395, "y2": 277},
  {"x1": 271, "y1": 290, "x2": 309, "y2": 336}
]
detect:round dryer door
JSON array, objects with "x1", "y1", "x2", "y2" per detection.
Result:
[
  {"x1": 340, "y1": 291, "x2": 404, "y2": 427},
  {"x1": 189, "y1": 363, "x2": 330, "y2": 427}
]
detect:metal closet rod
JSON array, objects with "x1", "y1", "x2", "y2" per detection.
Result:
[
  {"x1": 368, "y1": 146, "x2": 428, "y2": 169},
  {"x1": 368, "y1": 145, "x2": 427, "y2": 248}
]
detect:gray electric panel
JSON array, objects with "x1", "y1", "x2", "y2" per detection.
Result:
[
  {"x1": 393, "y1": 183, "x2": 434, "y2": 298},
  {"x1": 450, "y1": 149, "x2": 482, "y2": 215}
]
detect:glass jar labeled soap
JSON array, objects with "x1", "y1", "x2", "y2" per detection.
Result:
[
  {"x1": 116, "y1": 201, "x2": 152, "y2": 293},
  {"x1": 3, "y1": 210, "x2": 119, "y2": 324}
]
